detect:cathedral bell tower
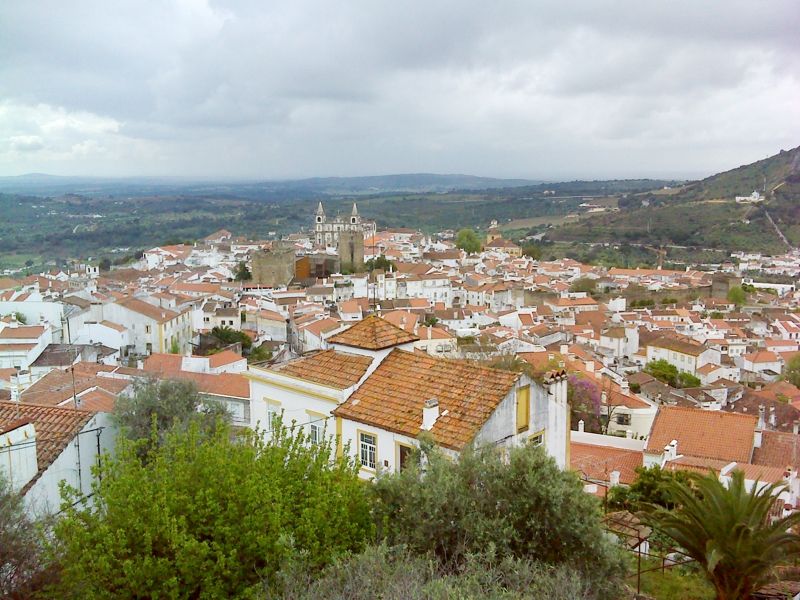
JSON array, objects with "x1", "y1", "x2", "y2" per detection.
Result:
[{"x1": 316, "y1": 201, "x2": 326, "y2": 224}]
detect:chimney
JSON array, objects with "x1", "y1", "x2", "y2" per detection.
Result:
[
  {"x1": 793, "y1": 421, "x2": 799, "y2": 435},
  {"x1": 664, "y1": 439, "x2": 678, "y2": 462},
  {"x1": 578, "y1": 419, "x2": 585, "y2": 432},
  {"x1": 626, "y1": 430, "x2": 633, "y2": 439},
  {"x1": 585, "y1": 360, "x2": 594, "y2": 373},
  {"x1": 609, "y1": 471, "x2": 620, "y2": 487},
  {"x1": 620, "y1": 380, "x2": 630, "y2": 394},
  {"x1": 769, "y1": 406, "x2": 777, "y2": 429},
  {"x1": 427, "y1": 326, "x2": 432, "y2": 340},
  {"x1": 422, "y1": 398, "x2": 440, "y2": 431},
  {"x1": 560, "y1": 344, "x2": 569, "y2": 355},
  {"x1": 757, "y1": 405, "x2": 766, "y2": 430}
]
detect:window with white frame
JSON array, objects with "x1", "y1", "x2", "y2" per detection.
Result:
[
  {"x1": 265, "y1": 400, "x2": 281, "y2": 429},
  {"x1": 309, "y1": 420, "x2": 322, "y2": 444},
  {"x1": 528, "y1": 432, "x2": 544, "y2": 447},
  {"x1": 359, "y1": 432, "x2": 376, "y2": 469}
]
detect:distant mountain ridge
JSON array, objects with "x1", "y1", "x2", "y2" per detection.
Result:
[
  {"x1": 552, "y1": 144, "x2": 800, "y2": 253},
  {"x1": 674, "y1": 145, "x2": 800, "y2": 202},
  {"x1": 0, "y1": 172, "x2": 542, "y2": 197}
]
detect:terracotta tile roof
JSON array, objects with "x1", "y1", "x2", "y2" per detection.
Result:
[
  {"x1": 744, "y1": 350, "x2": 781, "y2": 364},
  {"x1": 732, "y1": 462, "x2": 786, "y2": 484},
  {"x1": 100, "y1": 320, "x2": 127, "y2": 332},
  {"x1": 725, "y1": 393, "x2": 800, "y2": 433},
  {"x1": 302, "y1": 317, "x2": 342, "y2": 338},
  {"x1": 382, "y1": 310, "x2": 419, "y2": 333},
  {"x1": 333, "y1": 349, "x2": 520, "y2": 450},
  {"x1": 0, "y1": 401, "x2": 94, "y2": 491},
  {"x1": 646, "y1": 406, "x2": 756, "y2": 463},
  {"x1": 180, "y1": 372, "x2": 249, "y2": 399},
  {"x1": 570, "y1": 442, "x2": 642, "y2": 485},
  {"x1": 648, "y1": 335, "x2": 706, "y2": 357},
  {"x1": 258, "y1": 309, "x2": 285, "y2": 322},
  {"x1": 76, "y1": 388, "x2": 118, "y2": 412},
  {"x1": 0, "y1": 343, "x2": 37, "y2": 352},
  {"x1": 143, "y1": 353, "x2": 183, "y2": 375},
  {"x1": 208, "y1": 349, "x2": 245, "y2": 368},
  {"x1": 752, "y1": 430, "x2": 800, "y2": 471},
  {"x1": 328, "y1": 315, "x2": 419, "y2": 350},
  {"x1": 273, "y1": 349, "x2": 373, "y2": 389},
  {"x1": 20, "y1": 367, "x2": 130, "y2": 407},
  {"x1": 117, "y1": 297, "x2": 179, "y2": 324},
  {"x1": 665, "y1": 455, "x2": 729, "y2": 475},
  {"x1": 0, "y1": 326, "x2": 45, "y2": 339},
  {"x1": 484, "y1": 238, "x2": 520, "y2": 249}
]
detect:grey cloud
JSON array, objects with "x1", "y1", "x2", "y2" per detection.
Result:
[{"x1": 0, "y1": 0, "x2": 798, "y2": 178}]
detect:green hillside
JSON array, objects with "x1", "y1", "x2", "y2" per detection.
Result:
[{"x1": 551, "y1": 145, "x2": 800, "y2": 253}]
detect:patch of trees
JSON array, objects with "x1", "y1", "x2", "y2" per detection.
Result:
[
  {"x1": 364, "y1": 255, "x2": 394, "y2": 272},
  {"x1": 455, "y1": 228, "x2": 482, "y2": 254},
  {"x1": 644, "y1": 359, "x2": 701, "y2": 388}
]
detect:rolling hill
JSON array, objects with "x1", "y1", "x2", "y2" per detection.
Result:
[{"x1": 551, "y1": 145, "x2": 800, "y2": 253}]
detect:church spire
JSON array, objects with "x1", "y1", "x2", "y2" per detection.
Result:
[
  {"x1": 316, "y1": 201, "x2": 325, "y2": 216},
  {"x1": 351, "y1": 202, "x2": 359, "y2": 216}
]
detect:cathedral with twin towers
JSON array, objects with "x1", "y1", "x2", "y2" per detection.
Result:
[{"x1": 314, "y1": 201, "x2": 376, "y2": 247}]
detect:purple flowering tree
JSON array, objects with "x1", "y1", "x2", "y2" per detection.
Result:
[{"x1": 567, "y1": 375, "x2": 602, "y2": 433}]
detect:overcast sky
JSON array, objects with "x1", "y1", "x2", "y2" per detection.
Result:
[{"x1": 1, "y1": 1, "x2": 798, "y2": 180}]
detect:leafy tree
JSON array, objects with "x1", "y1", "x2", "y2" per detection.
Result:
[
  {"x1": 727, "y1": 285, "x2": 747, "y2": 307},
  {"x1": 785, "y1": 354, "x2": 800, "y2": 388},
  {"x1": 0, "y1": 476, "x2": 53, "y2": 597},
  {"x1": 678, "y1": 371, "x2": 701, "y2": 388},
  {"x1": 455, "y1": 228, "x2": 482, "y2": 254},
  {"x1": 113, "y1": 378, "x2": 230, "y2": 454},
  {"x1": 710, "y1": 311, "x2": 725, "y2": 319},
  {"x1": 4, "y1": 312, "x2": 28, "y2": 325},
  {"x1": 169, "y1": 337, "x2": 181, "y2": 354},
  {"x1": 364, "y1": 255, "x2": 394, "y2": 272},
  {"x1": 569, "y1": 277, "x2": 597, "y2": 294},
  {"x1": 568, "y1": 375, "x2": 602, "y2": 433},
  {"x1": 422, "y1": 315, "x2": 439, "y2": 327},
  {"x1": 211, "y1": 325, "x2": 252, "y2": 350},
  {"x1": 608, "y1": 465, "x2": 691, "y2": 511},
  {"x1": 521, "y1": 243, "x2": 542, "y2": 259},
  {"x1": 98, "y1": 257, "x2": 111, "y2": 272},
  {"x1": 644, "y1": 359, "x2": 680, "y2": 387},
  {"x1": 644, "y1": 470, "x2": 800, "y2": 600},
  {"x1": 248, "y1": 343, "x2": 273, "y2": 364},
  {"x1": 51, "y1": 422, "x2": 373, "y2": 598},
  {"x1": 372, "y1": 439, "x2": 624, "y2": 596},
  {"x1": 233, "y1": 260, "x2": 252, "y2": 281}
]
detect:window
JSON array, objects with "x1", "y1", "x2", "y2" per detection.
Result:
[
  {"x1": 309, "y1": 422, "x2": 322, "y2": 444},
  {"x1": 516, "y1": 385, "x2": 530, "y2": 433},
  {"x1": 398, "y1": 444, "x2": 413, "y2": 472},
  {"x1": 145, "y1": 325, "x2": 152, "y2": 334},
  {"x1": 265, "y1": 400, "x2": 281, "y2": 429},
  {"x1": 528, "y1": 432, "x2": 544, "y2": 447},
  {"x1": 616, "y1": 413, "x2": 632, "y2": 426},
  {"x1": 359, "y1": 432, "x2": 376, "y2": 470}
]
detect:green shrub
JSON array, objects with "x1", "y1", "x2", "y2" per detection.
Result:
[
  {"x1": 50, "y1": 422, "x2": 373, "y2": 598},
  {"x1": 371, "y1": 439, "x2": 625, "y2": 597}
]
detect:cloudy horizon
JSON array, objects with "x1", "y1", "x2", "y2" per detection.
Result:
[{"x1": 1, "y1": 1, "x2": 798, "y2": 180}]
